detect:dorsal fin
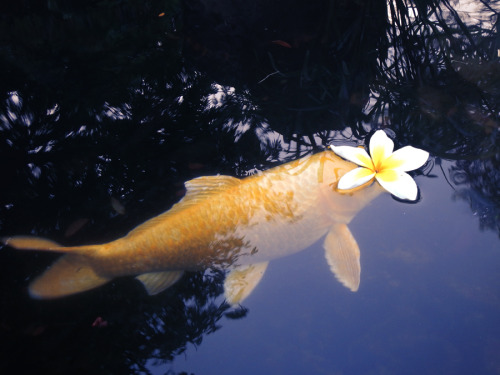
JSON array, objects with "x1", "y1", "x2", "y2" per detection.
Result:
[
  {"x1": 170, "y1": 175, "x2": 241, "y2": 215},
  {"x1": 128, "y1": 175, "x2": 241, "y2": 236},
  {"x1": 182, "y1": 175, "x2": 241, "y2": 202}
]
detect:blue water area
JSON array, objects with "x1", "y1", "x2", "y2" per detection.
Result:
[{"x1": 162, "y1": 162, "x2": 499, "y2": 375}]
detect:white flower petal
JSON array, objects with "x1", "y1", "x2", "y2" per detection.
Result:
[
  {"x1": 383, "y1": 146, "x2": 429, "y2": 172},
  {"x1": 375, "y1": 170, "x2": 419, "y2": 200},
  {"x1": 369, "y1": 130, "x2": 394, "y2": 170},
  {"x1": 330, "y1": 145, "x2": 374, "y2": 169},
  {"x1": 337, "y1": 167, "x2": 376, "y2": 190}
]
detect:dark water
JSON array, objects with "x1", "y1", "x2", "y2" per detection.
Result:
[{"x1": 0, "y1": 1, "x2": 499, "y2": 374}]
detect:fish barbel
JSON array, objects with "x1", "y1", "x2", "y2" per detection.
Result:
[{"x1": 4, "y1": 150, "x2": 384, "y2": 304}]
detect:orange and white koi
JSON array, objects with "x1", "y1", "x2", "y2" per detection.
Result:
[{"x1": 4, "y1": 151, "x2": 383, "y2": 304}]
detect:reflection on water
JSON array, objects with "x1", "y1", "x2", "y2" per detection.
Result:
[
  {"x1": 167, "y1": 165, "x2": 499, "y2": 375},
  {"x1": 449, "y1": 157, "x2": 500, "y2": 236},
  {"x1": 0, "y1": 0, "x2": 498, "y2": 374}
]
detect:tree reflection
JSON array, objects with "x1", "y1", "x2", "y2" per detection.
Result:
[
  {"x1": 370, "y1": 0, "x2": 498, "y2": 159},
  {"x1": 449, "y1": 157, "x2": 500, "y2": 237},
  {"x1": 1, "y1": 266, "x2": 233, "y2": 375},
  {"x1": 0, "y1": 0, "x2": 498, "y2": 373}
]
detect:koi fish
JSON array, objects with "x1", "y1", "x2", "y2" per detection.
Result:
[{"x1": 3, "y1": 151, "x2": 384, "y2": 304}]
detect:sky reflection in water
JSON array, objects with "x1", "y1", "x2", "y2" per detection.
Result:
[{"x1": 168, "y1": 161, "x2": 499, "y2": 375}]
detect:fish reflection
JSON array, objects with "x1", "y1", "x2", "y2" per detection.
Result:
[{"x1": 4, "y1": 150, "x2": 383, "y2": 304}]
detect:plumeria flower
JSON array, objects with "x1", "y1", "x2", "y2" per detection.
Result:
[{"x1": 330, "y1": 130, "x2": 429, "y2": 201}]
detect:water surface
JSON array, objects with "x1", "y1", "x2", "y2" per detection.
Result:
[
  {"x1": 167, "y1": 162, "x2": 499, "y2": 375},
  {"x1": 0, "y1": 1, "x2": 498, "y2": 374}
]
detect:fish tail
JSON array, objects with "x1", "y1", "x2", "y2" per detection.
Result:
[{"x1": 3, "y1": 236, "x2": 110, "y2": 299}]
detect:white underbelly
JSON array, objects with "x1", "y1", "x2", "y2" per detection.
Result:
[{"x1": 232, "y1": 202, "x2": 334, "y2": 265}]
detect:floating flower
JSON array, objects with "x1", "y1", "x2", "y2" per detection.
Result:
[{"x1": 330, "y1": 130, "x2": 429, "y2": 201}]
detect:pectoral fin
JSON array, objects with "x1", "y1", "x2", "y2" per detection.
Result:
[
  {"x1": 324, "y1": 224, "x2": 361, "y2": 292},
  {"x1": 136, "y1": 270, "x2": 184, "y2": 295},
  {"x1": 224, "y1": 262, "x2": 269, "y2": 305}
]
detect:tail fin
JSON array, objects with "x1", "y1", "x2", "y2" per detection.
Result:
[
  {"x1": 3, "y1": 236, "x2": 64, "y2": 251},
  {"x1": 3, "y1": 236, "x2": 111, "y2": 299}
]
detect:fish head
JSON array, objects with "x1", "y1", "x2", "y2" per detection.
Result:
[{"x1": 317, "y1": 150, "x2": 385, "y2": 223}]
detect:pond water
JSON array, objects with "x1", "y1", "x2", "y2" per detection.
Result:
[
  {"x1": 0, "y1": 1, "x2": 498, "y2": 375},
  {"x1": 166, "y1": 161, "x2": 500, "y2": 375}
]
